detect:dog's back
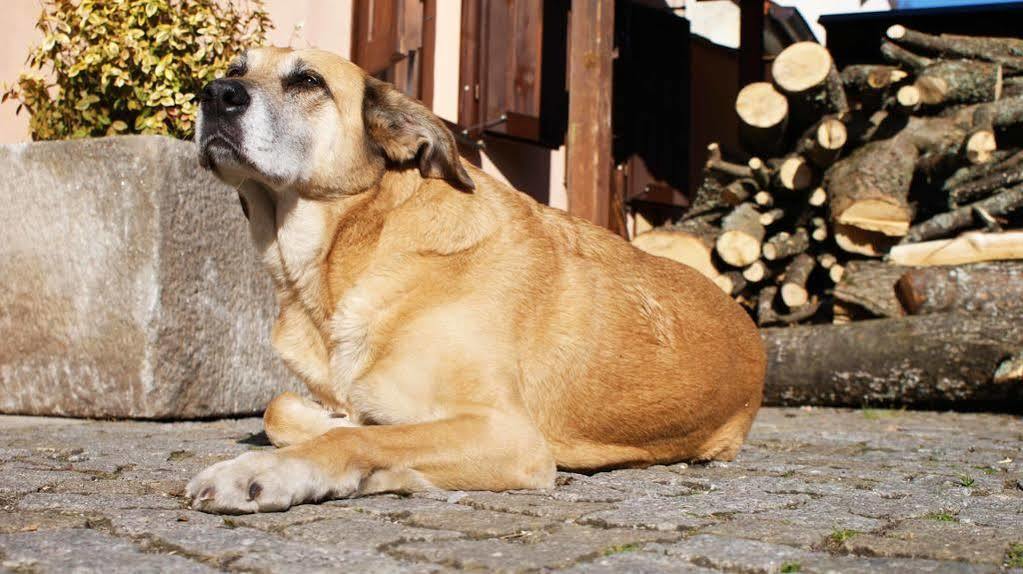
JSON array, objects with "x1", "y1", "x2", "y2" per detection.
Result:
[{"x1": 460, "y1": 164, "x2": 766, "y2": 469}]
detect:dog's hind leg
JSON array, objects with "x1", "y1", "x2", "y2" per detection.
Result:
[{"x1": 263, "y1": 392, "x2": 357, "y2": 448}]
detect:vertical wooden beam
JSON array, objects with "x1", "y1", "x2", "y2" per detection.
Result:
[
  {"x1": 566, "y1": 0, "x2": 614, "y2": 228},
  {"x1": 420, "y1": 0, "x2": 437, "y2": 108},
  {"x1": 739, "y1": 0, "x2": 765, "y2": 87}
]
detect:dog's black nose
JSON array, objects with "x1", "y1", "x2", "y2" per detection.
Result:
[{"x1": 200, "y1": 79, "x2": 250, "y2": 116}]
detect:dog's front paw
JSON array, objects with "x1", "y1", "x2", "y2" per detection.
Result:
[{"x1": 186, "y1": 451, "x2": 347, "y2": 514}]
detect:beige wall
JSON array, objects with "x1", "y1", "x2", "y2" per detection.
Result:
[{"x1": 0, "y1": 1, "x2": 352, "y2": 144}]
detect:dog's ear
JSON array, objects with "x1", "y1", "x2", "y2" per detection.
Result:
[{"x1": 362, "y1": 77, "x2": 475, "y2": 192}]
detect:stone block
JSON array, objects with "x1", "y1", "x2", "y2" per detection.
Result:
[{"x1": 0, "y1": 136, "x2": 297, "y2": 418}]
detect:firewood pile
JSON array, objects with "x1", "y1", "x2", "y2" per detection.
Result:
[{"x1": 633, "y1": 27, "x2": 1023, "y2": 330}]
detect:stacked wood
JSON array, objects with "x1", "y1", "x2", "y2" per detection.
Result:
[{"x1": 633, "y1": 28, "x2": 1023, "y2": 329}]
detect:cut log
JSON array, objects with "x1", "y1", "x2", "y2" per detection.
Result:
[
  {"x1": 808, "y1": 187, "x2": 827, "y2": 207},
  {"x1": 772, "y1": 42, "x2": 849, "y2": 117},
  {"x1": 834, "y1": 223, "x2": 900, "y2": 257},
  {"x1": 705, "y1": 143, "x2": 754, "y2": 179},
  {"x1": 841, "y1": 64, "x2": 908, "y2": 93},
  {"x1": 775, "y1": 155, "x2": 815, "y2": 192},
  {"x1": 736, "y1": 82, "x2": 789, "y2": 155},
  {"x1": 632, "y1": 224, "x2": 719, "y2": 280},
  {"x1": 959, "y1": 97, "x2": 1023, "y2": 165},
  {"x1": 722, "y1": 178, "x2": 759, "y2": 206},
  {"x1": 829, "y1": 263, "x2": 846, "y2": 284},
  {"x1": 914, "y1": 59, "x2": 1002, "y2": 106},
  {"x1": 902, "y1": 183, "x2": 1023, "y2": 243},
  {"x1": 753, "y1": 190, "x2": 774, "y2": 208},
  {"x1": 889, "y1": 230, "x2": 1023, "y2": 266},
  {"x1": 964, "y1": 129, "x2": 998, "y2": 165},
  {"x1": 759, "y1": 208, "x2": 785, "y2": 226},
  {"x1": 948, "y1": 161, "x2": 1023, "y2": 207},
  {"x1": 761, "y1": 312, "x2": 1023, "y2": 408},
  {"x1": 757, "y1": 285, "x2": 820, "y2": 327},
  {"x1": 781, "y1": 253, "x2": 815, "y2": 308},
  {"x1": 763, "y1": 227, "x2": 810, "y2": 261},
  {"x1": 886, "y1": 25, "x2": 1023, "y2": 73},
  {"x1": 834, "y1": 260, "x2": 909, "y2": 318},
  {"x1": 880, "y1": 40, "x2": 932, "y2": 73},
  {"x1": 994, "y1": 352, "x2": 1023, "y2": 384},
  {"x1": 894, "y1": 261, "x2": 1023, "y2": 315},
  {"x1": 715, "y1": 203, "x2": 766, "y2": 268},
  {"x1": 895, "y1": 85, "x2": 922, "y2": 114},
  {"x1": 826, "y1": 137, "x2": 917, "y2": 243},
  {"x1": 944, "y1": 149, "x2": 1023, "y2": 191},
  {"x1": 817, "y1": 252, "x2": 838, "y2": 269},
  {"x1": 743, "y1": 260, "x2": 770, "y2": 283},
  {"x1": 748, "y1": 157, "x2": 773, "y2": 190},
  {"x1": 796, "y1": 116, "x2": 848, "y2": 168},
  {"x1": 810, "y1": 218, "x2": 828, "y2": 242},
  {"x1": 714, "y1": 271, "x2": 747, "y2": 297}
]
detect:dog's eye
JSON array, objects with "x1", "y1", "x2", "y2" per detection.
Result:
[{"x1": 287, "y1": 72, "x2": 323, "y2": 90}]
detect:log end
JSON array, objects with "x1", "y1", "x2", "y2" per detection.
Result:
[
  {"x1": 781, "y1": 284, "x2": 810, "y2": 308},
  {"x1": 632, "y1": 229, "x2": 719, "y2": 280},
  {"x1": 717, "y1": 231, "x2": 763, "y2": 268},
  {"x1": 897, "y1": 85, "x2": 922, "y2": 112},
  {"x1": 817, "y1": 118, "x2": 848, "y2": 151},
  {"x1": 736, "y1": 83, "x2": 789, "y2": 128},
  {"x1": 966, "y1": 130, "x2": 998, "y2": 165},
  {"x1": 773, "y1": 42, "x2": 834, "y2": 94},
  {"x1": 916, "y1": 76, "x2": 949, "y2": 106},
  {"x1": 779, "y1": 156, "x2": 815, "y2": 191},
  {"x1": 886, "y1": 24, "x2": 907, "y2": 40},
  {"x1": 836, "y1": 199, "x2": 912, "y2": 237}
]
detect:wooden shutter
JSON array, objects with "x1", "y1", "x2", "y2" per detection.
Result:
[
  {"x1": 459, "y1": 0, "x2": 569, "y2": 147},
  {"x1": 352, "y1": 0, "x2": 429, "y2": 99}
]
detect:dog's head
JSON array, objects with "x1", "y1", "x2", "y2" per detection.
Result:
[{"x1": 195, "y1": 47, "x2": 473, "y2": 195}]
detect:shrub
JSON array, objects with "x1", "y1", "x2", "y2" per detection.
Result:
[{"x1": 2, "y1": 0, "x2": 272, "y2": 140}]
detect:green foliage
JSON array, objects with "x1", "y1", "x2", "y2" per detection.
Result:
[
  {"x1": 1006, "y1": 543, "x2": 1023, "y2": 568},
  {"x1": 925, "y1": 512, "x2": 957, "y2": 522},
  {"x1": 828, "y1": 529, "x2": 860, "y2": 545},
  {"x1": 780, "y1": 562, "x2": 802, "y2": 573},
  {"x1": 956, "y1": 474, "x2": 975, "y2": 488},
  {"x1": 2, "y1": 0, "x2": 272, "y2": 140},
  {"x1": 602, "y1": 543, "x2": 640, "y2": 556}
]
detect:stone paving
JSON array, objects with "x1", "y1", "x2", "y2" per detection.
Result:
[{"x1": 1, "y1": 407, "x2": 1021, "y2": 573}]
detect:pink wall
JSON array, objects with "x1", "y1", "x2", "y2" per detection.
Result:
[{"x1": 0, "y1": 1, "x2": 352, "y2": 144}]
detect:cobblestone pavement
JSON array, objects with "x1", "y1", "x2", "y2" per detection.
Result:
[{"x1": 1, "y1": 407, "x2": 1021, "y2": 573}]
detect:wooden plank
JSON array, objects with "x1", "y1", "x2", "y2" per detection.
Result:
[
  {"x1": 352, "y1": 0, "x2": 399, "y2": 76},
  {"x1": 566, "y1": 0, "x2": 614, "y2": 228}
]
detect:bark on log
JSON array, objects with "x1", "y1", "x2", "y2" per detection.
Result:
[
  {"x1": 761, "y1": 312, "x2": 1023, "y2": 409},
  {"x1": 903, "y1": 183, "x2": 1023, "y2": 243},
  {"x1": 736, "y1": 83, "x2": 789, "y2": 156},
  {"x1": 841, "y1": 64, "x2": 908, "y2": 93},
  {"x1": 716, "y1": 203, "x2": 766, "y2": 267},
  {"x1": 705, "y1": 143, "x2": 754, "y2": 179},
  {"x1": 944, "y1": 149, "x2": 1023, "y2": 191},
  {"x1": 948, "y1": 162, "x2": 1023, "y2": 207},
  {"x1": 749, "y1": 157, "x2": 773, "y2": 189},
  {"x1": 914, "y1": 59, "x2": 1002, "y2": 106},
  {"x1": 880, "y1": 40, "x2": 932, "y2": 73},
  {"x1": 894, "y1": 261, "x2": 1023, "y2": 315},
  {"x1": 781, "y1": 253, "x2": 815, "y2": 308},
  {"x1": 826, "y1": 137, "x2": 917, "y2": 244},
  {"x1": 889, "y1": 230, "x2": 1023, "y2": 265},
  {"x1": 722, "y1": 178, "x2": 759, "y2": 206},
  {"x1": 886, "y1": 25, "x2": 1023, "y2": 74},
  {"x1": 833, "y1": 260, "x2": 909, "y2": 318},
  {"x1": 763, "y1": 227, "x2": 810, "y2": 261}
]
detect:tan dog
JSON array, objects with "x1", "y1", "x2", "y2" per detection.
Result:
[{"x1": 186, "y1": 47, "x2": 765, "y2": 514}]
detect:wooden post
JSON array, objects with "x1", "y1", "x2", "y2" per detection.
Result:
[
  {"x1": 739, "y1": 0, "x2": 765, "y2": 88},
  {"x1": 566, "y1": 0, "x2": 614, "y2": 228}
]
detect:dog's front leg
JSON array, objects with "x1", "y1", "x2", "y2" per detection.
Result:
[{"x1": 186, "y1": 412, "x2": 556, "y2": 514}]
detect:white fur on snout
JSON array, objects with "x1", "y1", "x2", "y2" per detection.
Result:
[
  {"x1": 185, "y1": 451, "x2": 359, "y2": 514},
  {"x1": 239, "y1": 90, "x2": 311, "y2": 185}
]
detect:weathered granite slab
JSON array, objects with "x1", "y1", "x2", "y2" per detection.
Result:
[{"x1": 0, "y1": 135, "x2": 297, "y2": 418}]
